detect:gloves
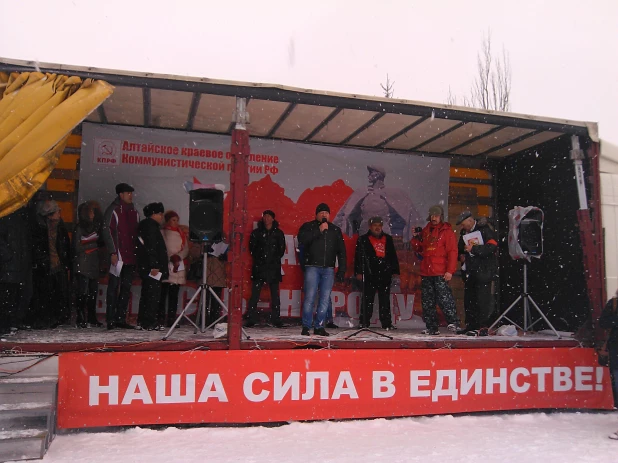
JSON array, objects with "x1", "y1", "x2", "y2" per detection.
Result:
[
  {"x1": 336, "y1": 270, "x2": 345, "y2": 283},
  {"x1": 170, "y1": 254, "x2": 181, "y2": 273}
]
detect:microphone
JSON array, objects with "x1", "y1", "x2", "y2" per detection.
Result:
[{"x1": 321, "y1": 217, "x2": 328, "y2": 234}]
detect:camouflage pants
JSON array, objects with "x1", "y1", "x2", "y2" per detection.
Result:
[{"x1": 421, "y1": 276, "x2": 458, "y2": 331}]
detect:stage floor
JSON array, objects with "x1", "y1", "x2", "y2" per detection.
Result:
[{"x1": 0, "y1": 324, "x2": 580, "y2": 353}]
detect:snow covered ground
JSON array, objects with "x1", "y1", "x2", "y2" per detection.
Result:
[{"x1": 42, "y1": 412, "x2": 618, "y2": 463}]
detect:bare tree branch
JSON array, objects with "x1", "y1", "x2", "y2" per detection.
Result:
[
  {"x1": 446, "y1": 86, "x2": 458, "y2": 106},
  {"x1": 380, "y1": 74, "x2": 395, "y2": 98},
  {"x1": 447, "y1": 31, "x2": 512, "y2": 111}
]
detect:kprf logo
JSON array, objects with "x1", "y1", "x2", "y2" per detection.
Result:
[{"x1": 94, "y1": 138, "x2": 121, "y2": 165}]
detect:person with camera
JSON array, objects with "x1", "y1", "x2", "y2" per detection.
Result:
[
  {"x1": 297, "y1": 203, "x2": 346, "y2": 337},
  {"x1": 411, "y1": 205, "x2": 460, "y2": 336},
  {"x1": 354, "y1": 216, "x2": 400, "y2": 330}
]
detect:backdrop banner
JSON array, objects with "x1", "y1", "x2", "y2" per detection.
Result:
[{"x1": 80, "y1": 123, "x2": 451, "y2": 326}]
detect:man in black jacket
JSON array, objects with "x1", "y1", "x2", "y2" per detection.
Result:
[
  {"x1": 297, "y1": 203, "x2": 346, "y2": 336},
  {"x1": 457, "y1": 211, "x2": 498, "y2": 336},
  {"x1": 354, "y1": 216, "x2": 400, "y2": 330},
  {"x1": 0, "y1": 207, "x2": 33, "y2": 335},
  {"x1": 245, "y1": 210, "x2": 286, "y2": 328},
  {"x1": 136, "y1": 202, "x2": 169, "y2": 330}
]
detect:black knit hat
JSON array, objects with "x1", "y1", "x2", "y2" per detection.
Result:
[
  {"x1": 143, "y1": 202, "x2": 164, "y2": 217},
  {"x1": 263, "y1": 210, "x2": 275, "y2": 219},
  {"x1": 315, "y1": 203, "x2": 330, "y2": 214}
]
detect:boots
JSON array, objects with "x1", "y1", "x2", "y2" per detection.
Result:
[
  {"x1": 86, "y1": 293, "x2": 103, "y2": 327},
  {"x1": 75, "y1": 296, "x2": 87, "y2": 328}
]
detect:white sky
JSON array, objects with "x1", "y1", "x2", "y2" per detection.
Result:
[{"x1": 1, "y1": 0, "x2": 617, "y2": 144}]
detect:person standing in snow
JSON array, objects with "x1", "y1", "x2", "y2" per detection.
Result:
[
  {"x1": 297, "y1": 203, "x2": 346, "y2": 336},
  {"x1": 600, "y1": 291, "x2": 618, "y2": 440},
  {"x1": 31, "y1": 200, "x2": 71, "y2": 328},
  {"x1": 136, "y1": 202, "x2": 168, "y2": 330},
  {"x1": 102, "y1": 183, "x2": 140, "y2": 330},
  {"x1": 354, "y1": 216, "x2": 400, "y2": 330},
  {"x1": 73, "y1": 201, "x2": 104, "y2": 328},
  {"x1": 159, "y1": 210, "x2": 189, "y2": 327},
  {"x1": 457, "y1": 211, "x2": 498, "y2": 336},
  {"x1": 245, "y1": 210, "x2": 286, "y2": 328},
  {"x1": 411, "y1": 205, "x2": 460, "y2": 335}
]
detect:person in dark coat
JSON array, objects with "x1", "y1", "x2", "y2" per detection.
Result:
[
  {"x1": 457, "y1": 211, "x2": 498, "y2": 336},
  {"x1": 102, "y1": 183, "x2": 140, "y2": 330},
  {"x1": 245, "y1": 210, "x2": 286, "y2": 328},
  {"x1": 354, "y1": 216, "x2": 400, "y2": 330},
  {"x1": 73, "y1": 201, "x2": 104, "y2": 328},
  {"x1": 0, "y1": 207, "x2": 33, "y2": 335},
  {"x1": 600, "y1": 292, "x2": 618, "y2": 409},
  {"x1": 297, "y1": 203, "x2": 347, "y2": 337},
  {"x1": 136, "y1": 202, "x2": 168, "y2": 330},
  {"x1": 30, "y1": 200, "x2": 71, "y2": 328}
]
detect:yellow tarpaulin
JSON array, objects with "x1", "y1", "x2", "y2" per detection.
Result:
[{"x1": 0, "y1": 71, "x2": 113, "y2": 217}]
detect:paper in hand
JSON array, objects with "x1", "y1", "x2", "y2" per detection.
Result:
[
  {"x1": 110, "y1": 260, "x2": 123, "y2": 277},
  {"x1": 463, "y1": 230, "x2": 484, "y2": 247},
  {"x1": 210, "y1": 242, "x2": 229, "y2": 257}
]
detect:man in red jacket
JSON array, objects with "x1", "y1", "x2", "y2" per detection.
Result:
[{"x1": 411, "y1": 205, "x2": 460, "y2": 335}]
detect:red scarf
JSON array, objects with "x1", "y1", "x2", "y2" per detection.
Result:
[
  {"x1": 368, "y1": 234, "x2": 386, "y2": 258},
  {"x1": 164, "y1": 224, "x2": 187, "y2": 249}
]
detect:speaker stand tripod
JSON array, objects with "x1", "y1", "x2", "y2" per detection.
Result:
[
  {"x1": 489, "y1": 262, "x2": 561, "y2": 338},
  {"x1": 345, "y1": 241, "x2": 393, "y2": 340},
  {"x1": 163, "y1": 246, "x2": 250, "y2": 341}
]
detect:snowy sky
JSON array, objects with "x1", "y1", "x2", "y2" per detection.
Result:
[{"x1": 1, "y1": 0, "x2": 617, "y2": 145}]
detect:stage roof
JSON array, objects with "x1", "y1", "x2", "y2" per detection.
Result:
[{"x1": 0, "y1": 58, "x2": 599, "y2": 160}]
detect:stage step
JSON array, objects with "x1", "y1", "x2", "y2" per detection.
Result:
[
  {"x1": 0, "y1": 377, "x2": 57, "y2": 461},
  {"x1": 0, "y1": 429, "x2": 48, "y2": 462}
]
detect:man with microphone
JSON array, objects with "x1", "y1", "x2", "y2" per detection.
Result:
[{"x1": 297, "y1": 203, "x2": 347, "y2": 336}]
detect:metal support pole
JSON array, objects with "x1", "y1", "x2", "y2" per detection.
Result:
[
  {"x1": 227, "y1": 97, "x2": 250, "y2": 349},
  {"x1": 200, "y1": 251, "x2": 208, "y2": 332},
  {"x1": 571, "y1": 135, "x2": 588, "y2": 210},
  {"x1": 523, "y1": 262, "x2": 528, "y2": 331}
]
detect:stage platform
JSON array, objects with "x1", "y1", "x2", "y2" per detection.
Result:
[{"x1": 0, "y1": 324, "x2": 580, "y2": 353}]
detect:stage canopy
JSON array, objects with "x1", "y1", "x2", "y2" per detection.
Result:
[{"x1": 0, "y1": 58, "x2": 598, "y2": 163}]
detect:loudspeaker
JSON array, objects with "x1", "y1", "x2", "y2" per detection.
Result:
[
  {"x1": 189, "y1": 189, "x2": 223, "y2": 242},
  {"x1": 518, "y1": 212, "x2": 543, "y2": 256}
]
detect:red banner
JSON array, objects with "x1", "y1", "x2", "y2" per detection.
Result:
[{"x1": 57, "y1": 348, "x2": 613, "y2": 428}]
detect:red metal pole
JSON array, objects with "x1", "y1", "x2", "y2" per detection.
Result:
[
  {"x1": 227, "y1": 98, "x2": 250, "y2": 350},
  {"x1": 574, "y1": 138, "x2": 605, "y2": 347},
  {"x1": 585, "y1": 141, "x2": 607, "y2": 346}
]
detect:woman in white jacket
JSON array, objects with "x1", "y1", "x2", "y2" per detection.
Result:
[{"x1": 158, "y1": 211, "x2": 189, "y2": 327}]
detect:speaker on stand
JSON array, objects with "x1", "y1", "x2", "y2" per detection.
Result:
[
  {"x1": 189, "y1": 188, "x2": 224, "y2": 243},
  {"x1": 490, "y1": 206, "x2": 560, "y2": 338},
  {"x1": 163, "y1": 188, "x2": 251, "y2": 341}
]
